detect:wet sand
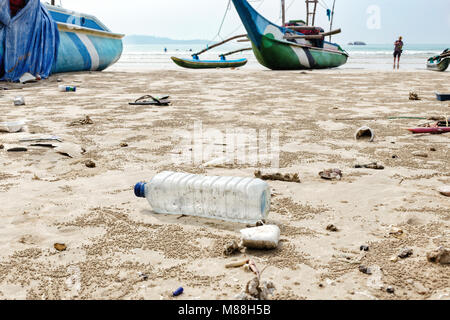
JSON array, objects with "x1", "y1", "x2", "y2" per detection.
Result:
[{"x1": 0, "y1": 68, "x2": 449, "y2": 300}]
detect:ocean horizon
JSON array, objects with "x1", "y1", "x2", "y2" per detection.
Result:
[{"x1": 113, "y1": 43, "x2": 450, "y2": 71}]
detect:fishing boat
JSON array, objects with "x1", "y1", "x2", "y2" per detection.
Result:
[
  {"x1": 427, "y1": 49, "x2": 449, "y2": 72},
  {"x1": 0, "y1": 0, "x2": 123, "y2": 81},
  {"x1": 171, "y1": 34, "x2": 251, "y2": 69},
  {"x1": 45, "y1": 2, "x2": 124, "y2": 74},
  {"x1": 171, "y1": 56, "x2": 248, "y2": 69},
  {"x1": 231, "y1": 0, "x2": 348, "y2": 70}
]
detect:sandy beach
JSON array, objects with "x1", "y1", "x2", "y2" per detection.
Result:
[{"x1": 0, "y1": 68, "x2": 449, "y2": 300}]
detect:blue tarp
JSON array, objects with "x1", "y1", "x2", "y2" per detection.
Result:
[{"x1": 0, "y1": 0, "x2": 59, "y2": 81}]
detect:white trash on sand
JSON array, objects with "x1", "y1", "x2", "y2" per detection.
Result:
[
  {"x1": 240, "y1": 225, "x2": 280, "y2": 250},
  {"x1": 0, "y1": 120, "x2": 27, "y2": 133}
]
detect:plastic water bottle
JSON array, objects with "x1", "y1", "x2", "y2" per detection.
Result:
[
  {"x1": 59, "y1": 85, "x2": 76, "y2": 92},
  {"x1": 134, "y1": 171, "x2": 271, "y2": 223}
]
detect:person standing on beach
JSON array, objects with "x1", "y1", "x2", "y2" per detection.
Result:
[{"x1": 393, "y1": 36, "x2": 404, "y2": 69}]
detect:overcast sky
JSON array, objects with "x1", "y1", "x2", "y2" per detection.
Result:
[{"x1": 48, "y1": 0, "x2": 450, "y2": 44}]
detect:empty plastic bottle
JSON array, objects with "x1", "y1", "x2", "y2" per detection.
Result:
[
  {"x1": 134, "y1": 171, "x2": 271, "y2": 223},
  {"x1": 58, "y1": 85, "x2": 76, "y2": 92}
]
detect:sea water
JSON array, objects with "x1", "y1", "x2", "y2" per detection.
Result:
[{"x1": 109, "y1": 43, "x2": 449, "y2": 72}]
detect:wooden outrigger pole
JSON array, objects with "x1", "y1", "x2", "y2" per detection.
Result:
[
  {"x1": 192, "y1": 34, "x2": 247, "y2": 58},
  {"x1": 284, "y1": 28, "x2": 341, "y2": 40},
  {"x1": 221, "y1": 47, "x2": 252, "y2": 57}
]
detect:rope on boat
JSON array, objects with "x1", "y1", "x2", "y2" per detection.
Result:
[{"x1": 210, "y1": 0, "x2": 232, "y2": 43}]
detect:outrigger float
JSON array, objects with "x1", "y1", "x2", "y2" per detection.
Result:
[
  {"x1": 427, "y1": 49, "x2": 449, "y2": 72},
  {"x1": 0, "y1": 0, "x2": 123, "y2": 82},
  {"x1": 171, "y1": 34, "x2": 251, "y2": 69},
  {"x1": 231, "y1": 0, "x2": 348, "y2": 70}
]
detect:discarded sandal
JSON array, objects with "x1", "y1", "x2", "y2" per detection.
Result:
[{"x1": 129, "y1": 95, "x2": 170, "y2": 106}]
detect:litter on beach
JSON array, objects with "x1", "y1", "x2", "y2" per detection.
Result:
[
  {"x1": 20, "y1": 136, "x2": 62, "y2": 143},
  {"x1": 13, "y1": 96, "x2": 25, "y2": 106},
  {"x1": 240, "y1": 225, "x2": 280, "y2": 250},
  {"x1": 0, "y1": 120, "x2": 27, "y2": 133},
  {"x1": 19, "y1": 72, "x2": 38, "y2": 84},
  {"x1": 436, "y1": 92, "x2": 450, "y2": 101},
  {"x1": 129, "y1": 95, "x2": 171, "y2": 106},
  {"x1": 355, "y1": 126, "x2": 375, "y2": 142}
]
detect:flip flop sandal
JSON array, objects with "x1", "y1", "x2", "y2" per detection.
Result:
[{"x1": 129, "y1": 95, "x2": 170, "y2": 106}]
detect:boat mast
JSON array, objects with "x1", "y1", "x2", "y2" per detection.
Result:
[
  {"x1": 281, "y1": 0, "x2": 286, "y2": 26},
  {"x1": 329, "y1": 0, "x2": 336, "y2": 41},
  {"x1": 306, "y1": 0, "x2": 318, "y2": 26}
]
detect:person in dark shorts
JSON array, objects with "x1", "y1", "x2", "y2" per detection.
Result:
[{"x1": 393, "y1": 36, "x2": 404, "y2": 69}]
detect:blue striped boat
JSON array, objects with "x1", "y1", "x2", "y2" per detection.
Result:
[{"x1": 44, "y1": 4, "x2": 124, "y2": 73}]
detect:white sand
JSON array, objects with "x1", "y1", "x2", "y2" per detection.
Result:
[{"x1": 0, "y1": 68, "x2": 449, "y2": 300}]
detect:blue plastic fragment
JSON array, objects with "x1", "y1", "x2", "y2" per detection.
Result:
[{"x1": 173, "y1": 287, "x2": 184, "y2": 297}]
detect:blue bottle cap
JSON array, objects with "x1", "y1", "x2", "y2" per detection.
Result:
[
  {"x1": 173, "y1": 287, "x2": 184, "y2": 296},
  {"x1": 134, "y1": 182, "x2": 147, "y2": 198}
]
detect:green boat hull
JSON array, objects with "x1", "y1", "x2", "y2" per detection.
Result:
[
  {"x1": 427, "y1": 57, "x2": 449, "y2": 72},
  {"x1": 171, "y1": 56, "x2": 248, "y2": 69},
  {"x1": 231, "y1": 0, "x2": 348, "y2": 71},
  {"x1": 252, "y1": 35, "x2": 348, "y2": 70}
]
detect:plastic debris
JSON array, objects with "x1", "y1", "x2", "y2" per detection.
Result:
[
  {"x1": 173, "y1": 287, "x2": 184, "y2": 297},
  {"x1": 135, "y1": 171, "x2": 271, "y2": 224},
  {"x1": 0, "y1": 120, "x2": 27, "y2": 133},
  {"x1": 19, "y1": 73, "x2": 37, "y2": 84},
  {"x1": 240, "y1": 225, "x2": 280, "y2": 250},
  {"x1": 14, "y1": 96, "x2": 25, "y2": 106},
  {"x1": 59, "y1": 85, "x2": 76, "y2": 92},
  {"x1": 355, "y1": 126, "x2": 375, "y2": 142}
]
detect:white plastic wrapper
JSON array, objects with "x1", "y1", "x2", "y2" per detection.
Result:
[{"x1": 240, "y1": 225, "x2": 280, "y2": 250}]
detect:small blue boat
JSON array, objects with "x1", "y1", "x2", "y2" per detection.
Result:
[
  {"x1": 45, "y1": 3, "x2": 124, "y2": 74},
  {"x1": 171, "y1": 56, "x2": 248, "y2": 69},
  {"x1": 0, "y1": 0, "x2": 123, "y2": 81}
]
